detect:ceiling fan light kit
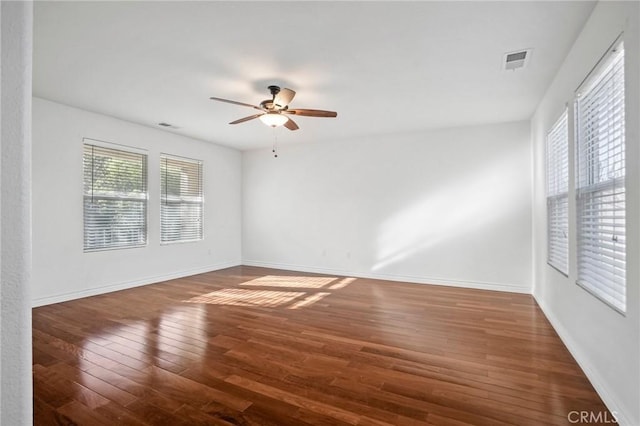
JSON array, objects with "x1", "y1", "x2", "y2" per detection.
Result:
[
  {"x1": 209, "y1": 85, "x2": 337, "y2": 131},
  {"x1": 259, "y1": 112, "x2": 289, "y2": 127}
]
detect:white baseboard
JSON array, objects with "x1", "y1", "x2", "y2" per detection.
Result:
[
  {"x1": 31, "y1": 261, "x2": 240, "y2": 307},
  {"x1": 534, "y1": 295, "x2": 634, "y2": 426},
  {"x1": 242, "y1": 260, "x2": 530, "y2": 294}
]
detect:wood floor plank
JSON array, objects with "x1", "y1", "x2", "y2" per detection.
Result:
[
  {"x1": 225, "y1": 374, "x2": 366, "y2": 425},
  {"x1": 34, "y1": 364, "x2": 111, "y2": 410},
  {"x1": 124, "y1": 399, "x2": 190, "y2": 426},
  {"x1": 47, "y1": 362, "x2": 138, "y2": 407},
  {"x1": 56, "y1": 400, "x2": 113, "y2": 426},
  {"x1": 92, "y1": 402, "x2": 148, "y2": 426},
  {"x1": 33, "y1": 396, "x2": 76, "y2": 426},
  {"x1": 172, "y1": 403, "x2": 238, "y2": 426},
  {"x1": 33, "y1": 265, "x2": 612, "y2": 425},
  {"x1": 148, "y1": 365, "x2": 253, "y2": 411}
]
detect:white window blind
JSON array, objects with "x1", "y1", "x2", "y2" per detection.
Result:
[
  {"x1": 546, "y1": 110, "x2": 569, "y2": 274},
  {"x1": 575, "y1": 40, "x2": 626, "y2": 313},
  {"x1": 83, "y1": 143, "x2": 148, "y2": 251},
  {"x1": 161, "y1": 154, "x2": 203, "y2": 243}
]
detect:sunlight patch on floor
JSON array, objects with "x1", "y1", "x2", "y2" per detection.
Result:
[
  {"x1": 288, "y1": 292, "x2": 331, "y2": 310},
  {"x1": 239, "y1": 275, "x2": 337, "y2": 289},
  {"x1": 183, "y1": 275, "x2": 356, "y2": 309},
  {"x1": 184, "y1": 289, "x2": 303, "y2": 307},
  {"x1": 329, "y1": 277, "x2": 356, "y2": 290}
]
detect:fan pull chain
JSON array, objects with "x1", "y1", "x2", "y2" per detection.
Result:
[{"x1": 272, "y1": 128, "x2": 278, "y2": 158}]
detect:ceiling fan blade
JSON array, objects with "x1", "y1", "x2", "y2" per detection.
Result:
[
  {"x1": 285, "y1": 109, "x2": 337, "y2": 118},
  {"x1": 210, "y1": 97, "x2": 263, "y2": 111},
  {"x1": 274, "y1": 88, "x2": 296, "y2": 109},
  {"x1": 283, "y1": 117, "x2": 299, "y2": 131},
  {"x1": 229, "y1": 114, "x2": 263, "y2": 124}
]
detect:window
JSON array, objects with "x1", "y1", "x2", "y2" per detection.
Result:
[
  {"x1": 83, "y1": 142, "x2": 148, "y2": 251},
  {"x1": 161, "y1": 154, "x2": 203, "y2": 243},
  {"x1": 575, "y1": 39, "x2": 626, "y2": 313},
  {"x1": 546, "y1": 110, "x2": 569, "y2": 274}
]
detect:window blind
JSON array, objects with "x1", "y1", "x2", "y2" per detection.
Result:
[
  {"x1": 83, "y1": 143, "x2": 148, "y2": 251},
  {"x1": 546, "y1": 110, "x2": 569, "y2": 274},
  {"x1": 575, "y1": 40, "x2": 625, "y2": 313},
  {"x1": 161, "y1": 154, "x2": 203, "y2": 243}
]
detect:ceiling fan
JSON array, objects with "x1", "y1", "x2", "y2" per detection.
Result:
[{"x1": 209, "y1": 85, "x2": 337, "y2": 131}]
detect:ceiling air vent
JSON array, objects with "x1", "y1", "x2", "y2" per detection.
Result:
[{"x1": 503, "y1": 49, "x2": 531, "y2": 71}]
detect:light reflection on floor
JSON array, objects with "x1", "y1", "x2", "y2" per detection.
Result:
[
  {"x1": 158, "y1": 304, "x2": 207, "y2": 357},
  {"x1": 182, "y1": 275, "x2": 355, "y2": 309}
]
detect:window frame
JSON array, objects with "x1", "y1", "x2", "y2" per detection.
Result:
[
  {"x1": 83, "y1": 139, "x2": 149, "y2": 252},
  {"x1": 160, "y1": 153, "x2": 204, "y2": 245},
  {"x1": 574, "y1": 36, "x2": 626, "y2": 314},
  {"x1": 545, "y1": 109, "x2": 569, "y2": 276}
]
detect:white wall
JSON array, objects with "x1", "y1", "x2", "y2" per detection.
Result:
[
  {"x1": 243, "y1": 121, "x2": 532, "y2": 293},
  {"x1": 32, "y1": 97, "x2": 242, "y2": 306},
  {"x1": 531, "y1": 2, "x2": 639, "y2": 425},
  {"x1": 1, "y1": 1, "x2": 33, "y2": 424}
]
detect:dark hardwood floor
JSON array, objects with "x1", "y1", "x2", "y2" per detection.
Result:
[{"x1": 33, "y1": 266, "x2": 612, "y2": 425}]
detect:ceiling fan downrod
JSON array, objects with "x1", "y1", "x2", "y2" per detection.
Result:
[{"x1": 268, "y1": 85, "x2": 281, "y2": 98}]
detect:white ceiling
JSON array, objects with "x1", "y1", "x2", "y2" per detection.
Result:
[{"x1": 33, "y1": 1, "x2": 596, "y2": 151}]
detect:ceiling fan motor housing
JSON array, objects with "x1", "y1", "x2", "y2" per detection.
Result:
[{"x1": 260, "y1": 99, "x2": 275, "y2": 110}]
